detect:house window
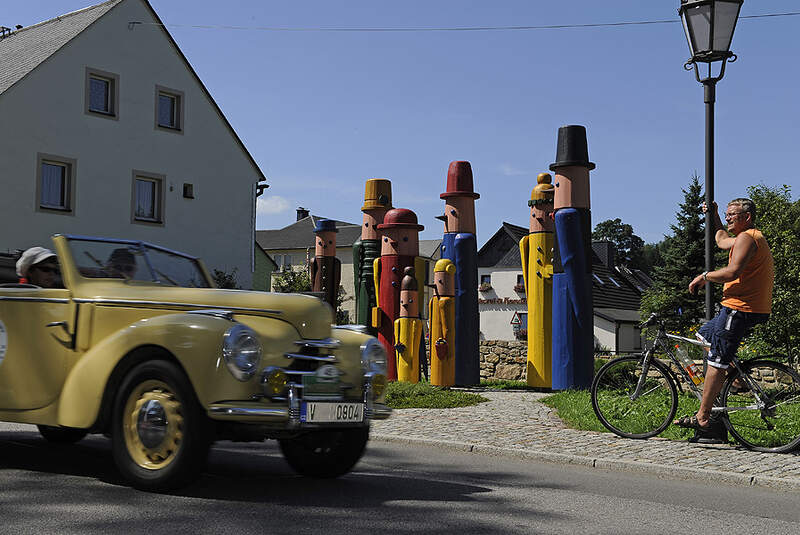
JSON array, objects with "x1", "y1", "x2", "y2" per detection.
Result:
[
  {"x1": 517, "y1": 274, "x2": 524, "y2": 285},
  {"x1": 36, "y1": 154, "x2": 76, "y2": 213},
  {"x1": 481, "y1": 274, "x2": 491, "y2": 285},
  {"x1": 608, "y1": 276, "x2": 622, "y2": 287},
  {"x1": 155, "y1": 86, "x2": 184, "y2": 131},
  {"x1": 592, "y1": 273, "x2": 605, "y2": 285},
  {"x1": 132, "y1": 172, "x2": 165, "y2": 224},
  {"x1": 280, "y1": 255, "x2": 293, "y2": 271},
  {"x1": 85, "y1": 68, "x2": 119, "y2": 119}
]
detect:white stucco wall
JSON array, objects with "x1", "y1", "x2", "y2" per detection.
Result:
[
  {"x1": 478, "y1": 267, "x2": 527, "y2": 341},
  {"x1": 593, "y1": 315, "x2": 617, "y2": 352},
  {"x1": 0, "y1": 0, "x2": 261, "y2": 287}
]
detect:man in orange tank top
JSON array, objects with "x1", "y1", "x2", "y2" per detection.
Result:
[{"x1": 676, "y1": 198, "x2": 774, "y2": 435}]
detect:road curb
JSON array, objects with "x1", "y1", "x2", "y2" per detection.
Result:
[{"x1": 370, "y1": 433, "x2": 800, "y2": 492}]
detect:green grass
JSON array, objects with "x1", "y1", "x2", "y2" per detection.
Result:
[
  {"x1": 385, "y1": 381, "x2": 488, "y2": 409},
  {"x1": 541, "y1": 389, "x2": 700, "y2": 441},
  {"x1": 480, "y1": 379, "x2": 539, "y2": 390}
]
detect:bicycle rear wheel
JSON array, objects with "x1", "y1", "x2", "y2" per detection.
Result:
[
  {"x1": 591, "y1": 355, "x2": 678, "y2": 439},
  {"x1": 722, "y1": 359, "x2": 800, "y2": 453}
]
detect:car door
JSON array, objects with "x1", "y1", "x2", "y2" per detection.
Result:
[{"x1": 0, "y1": 288, "x2": 74, "y2": 410}]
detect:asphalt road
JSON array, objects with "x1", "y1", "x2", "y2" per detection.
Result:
[{"x1": 1, "y1": 423, "x2": 798, "y2": 534}]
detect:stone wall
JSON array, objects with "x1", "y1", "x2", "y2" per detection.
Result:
[{"x1": 479, "y1": 340, "x2": 527, "y2": 381}]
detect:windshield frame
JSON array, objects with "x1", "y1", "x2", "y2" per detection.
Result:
[{"x1": 62, "y1": 234, "x2": 212, "y2": 288}]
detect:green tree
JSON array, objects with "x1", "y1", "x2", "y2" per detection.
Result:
[
  {"x1": 744, "y1": 184, "x2": 800, "y2": 362},
  {"x1": 212, "y1": 268, "x2": 240, "y2": 289},
  {"x1": 641, "y1": 174, "x2": 709, "y2": 332},
  {"x1": 272, "y1": 269, "x2": 311, "y2": 293},
  {"x1": 592, "y1": 218, "x2": 645, "y2": 268}
]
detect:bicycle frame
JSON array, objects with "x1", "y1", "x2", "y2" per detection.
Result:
[{"x1": 632, "y1": 324, "x2": 770, "y2": 415}]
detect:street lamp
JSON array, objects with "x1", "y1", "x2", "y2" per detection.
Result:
[{"x1": 679, "y1": 0, "x2": 743, "y2": 320}]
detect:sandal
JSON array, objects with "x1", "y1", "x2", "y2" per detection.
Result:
[{"x1": 673, "y1": 415, "x2": 713, "y2": 431}]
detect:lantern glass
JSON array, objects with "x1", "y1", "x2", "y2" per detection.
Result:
[{"x1": 679, "y1": 0, "x2": 743, "y2": 62}]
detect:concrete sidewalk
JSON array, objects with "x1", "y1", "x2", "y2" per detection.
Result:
[{"x1": 370, "y1": 390, "x2": 800, "y2": 492}]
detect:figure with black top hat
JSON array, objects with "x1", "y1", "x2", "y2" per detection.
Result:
[
  {"x1": 428, "y1": 258, "x2": 456, "y2": 387},
  {"x1": 550, "y1": 125, "x2": 595, "y2": 390},
  {"x1": 372, "y1": 208, "x2": 425, "y2": 381},
  {"x1": 310, "y1": 219, "x2": 341, "y2": 310},
  {"x1": 519, "y1": 173, "x2": 555, "y2": 388},
  {"x1": 394, "y1": 267, "x2": 425, "y2": 383},
  {"x1": 438, "y1": 161, "x2": 480, "y2": 386},
  {"x1": 353, "y1": 179, "x2": 393, "y2": 334}
]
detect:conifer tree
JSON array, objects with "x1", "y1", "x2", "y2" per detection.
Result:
[{"x1": 641, "y1": 174, "x2": 710, "y2": 332}]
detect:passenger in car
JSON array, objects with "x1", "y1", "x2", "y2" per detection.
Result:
[{"x1": 16, "y1": 247, "x2": 60, "y2": 288}]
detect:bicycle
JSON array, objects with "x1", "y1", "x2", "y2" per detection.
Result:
[{"x1": 590, "y1": 312, "x2": 800, "y2": 453}]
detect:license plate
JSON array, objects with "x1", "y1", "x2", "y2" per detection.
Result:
[{"x1": 301, "y1": 402, "x2": 364, "y2": 423}]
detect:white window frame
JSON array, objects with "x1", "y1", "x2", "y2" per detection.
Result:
[
  {"x1": 36, "y1": 153, "x2": 76, "y2": 214},
  {"x1": 155, "y1": 85, "x2": 184, "y2": 132},
  {"x1": 85, "y1": 67, "x2": 119, "y2": 120},
  {"x1": 131, "y1": 170, "x2": 165, "y2": 225}
]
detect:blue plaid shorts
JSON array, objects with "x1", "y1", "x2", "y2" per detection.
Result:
[{"x1": 697, "y1": 307, "x2": 769, "y2": 369}]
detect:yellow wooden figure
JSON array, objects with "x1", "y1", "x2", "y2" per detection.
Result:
[
  {"x1": 394, "y1": 267, "x2": 424, "y2": 383},
  {"x1": 428, "y1": 259, "x2": 456, "y2": 386},
  {"x1": 519, "y1": 173, "x2": 555, "y2": 388}
]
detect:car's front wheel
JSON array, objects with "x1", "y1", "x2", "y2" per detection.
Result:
[
  {"x1": 278, "y1": 427, "x2": 369, "y2": 478},
  {"x1": 111, "y1": 359, "x2": 211, "y2": 491}
]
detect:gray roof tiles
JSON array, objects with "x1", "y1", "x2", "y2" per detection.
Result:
[{"x1": 0, "y1": 0, "x2": 123, "y2": 95}]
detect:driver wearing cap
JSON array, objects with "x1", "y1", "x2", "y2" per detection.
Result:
[{"x1": 16, "y1": 247, "x2": 60, "y2": 288}]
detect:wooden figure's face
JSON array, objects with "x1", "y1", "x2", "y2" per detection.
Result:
[
  {"x1": 553, "y1": 166, "x2": 590, "y2": 210},
  {"x1": 433, "y1": 270, "x2": 455, "y2": 297},
  {"x1": 443, "y1": 196, "x2": 476, "y2": 234},
  {"x1": 399, "y1": 288, "x2": 419, "y2": 318},
  {"x1": 361, "y1": 209, "x2": 386, "y2": 240},
  {"x1": 529, "y1": 199, "x2": 554, "y2": 233},
  {"x1": 381, "y1": 228, "x2": 419, "y2": 256},
  {"x1": 315, "y1": 231, "x2": 336, "y2": 257}
]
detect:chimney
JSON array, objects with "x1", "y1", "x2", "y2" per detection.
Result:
[
  {"x1": 592, "y1": 241, "x2": 615, "y2": 268},
  {"x1": 296, "y1": 207, "x2": 310, "y2": 221}
]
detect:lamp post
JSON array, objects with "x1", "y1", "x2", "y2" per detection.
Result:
[{"x1": 679, "y1": 0, "x2": 743, "y2": 320}]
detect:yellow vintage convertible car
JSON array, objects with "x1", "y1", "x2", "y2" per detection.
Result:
[{"x1": 0, "y1": 235, "x2": 389, "y2": 490}]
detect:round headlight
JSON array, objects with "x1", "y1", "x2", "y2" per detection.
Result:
[
  {"x1": 360, "y1": 337, "x2": 387, "y2": 375},
  {"x1": 222, "y1": 324, "x2": 262, "y2": 381}
]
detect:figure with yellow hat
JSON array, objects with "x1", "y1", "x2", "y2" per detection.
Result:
[
  {"x1": 519, "y1": 173, "x2": 555, "y2": 388},
  {"x1": 428, "y1": 258, "x2": 456, "y2": 386},
  {"x1": 438, "y1": 161, "x2": 480, "y2": 386},
  {"x1": 394, "y1": 267, "x2": 425, "y2": 383},
  {"x1": 353, "y1": 179, "x2": 392, "y2": 333},
  {"x1": 372, "y1": 208, "x2": 426, "y2": 381}
]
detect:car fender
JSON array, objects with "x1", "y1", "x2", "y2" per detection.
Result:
[{"x1": 56, "y1": 313, "x2": 245, "y2": 429}]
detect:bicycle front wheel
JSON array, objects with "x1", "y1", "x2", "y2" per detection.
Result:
[
  {"x1": 722, "y1": 359, "x2": 800, "y2": 453},
  {"x1": 591, "y1": 355, "x2": 678, "y2": 439}
]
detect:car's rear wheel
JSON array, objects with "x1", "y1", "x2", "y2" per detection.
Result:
[
  {"x1": 37, "y1": 425, "x2": 88, "y2": 444},
  {"x1": 278, "y1": 427, "x2": 369, "y2": 478},
  {"x1": 111, "y1": 360, "x2": 211, "y2": 491}
]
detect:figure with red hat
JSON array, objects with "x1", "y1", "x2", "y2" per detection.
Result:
[
  {"x1": 353, "y1": 179, "x2": 393, "y2": 334},
  {"x1": 394, "y1": 267, "x2": 425, "y2": 383},
  {"x1": 372, "y1": 208, "x2": 426, "y2": 381},
  {"x1": 438, "y1": 161, "x2": 480, "y2": 386},
  {"x1": 550, "y1": 125, "x2": 595, "y2": 389},
  {"x1": 310, "y1": 219, "x2": 341, "y2": 311}
]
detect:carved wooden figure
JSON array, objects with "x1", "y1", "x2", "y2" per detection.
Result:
[
  {"x1": 438, "y1": 161, "x2": 480, "y2": 386},
  {"x1": 519, "y1": 173, "x2": 555, "y2": 388},
  {"x1": 372, "y1": 208, "x2": 425, "y2": 381},
  {"x1": 309, "y1": 218, "x2": 341, "y2": 310},
  {"x1": 428, "y1": 259, "x2": 456, "y2": 387},
  {"x1": 550, "y1": 125, "x2": 595, "y2": 390},
  {"x1": 394, "y1": 267, "x2": 425, "y2": 383},
  {"x1": 353, "y1": 179, "x2": 392, "y2": 333}
]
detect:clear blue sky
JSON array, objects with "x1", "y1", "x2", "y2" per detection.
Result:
[{"x1": 6, "y1": 0, "x2": 799, "y2": 246}]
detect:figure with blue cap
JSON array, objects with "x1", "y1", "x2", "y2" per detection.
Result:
[
  {"x1": 310, "y1": 219, "x2": 341, "y2": 310},
  {"x1": 438, "y1": 161, "x2": 480, "y2": 386}
]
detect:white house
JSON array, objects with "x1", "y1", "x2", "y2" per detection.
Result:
[
  {"x1": 0, "y1": 0, "x2": 266, "y2": 288},
  {"x1": 477, "y1": 222, "x2": 652, "y2": 353}
]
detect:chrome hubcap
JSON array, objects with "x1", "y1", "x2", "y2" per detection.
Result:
[{"x1": 137, "y1": 399, "x2": 168, "y2": 448}]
